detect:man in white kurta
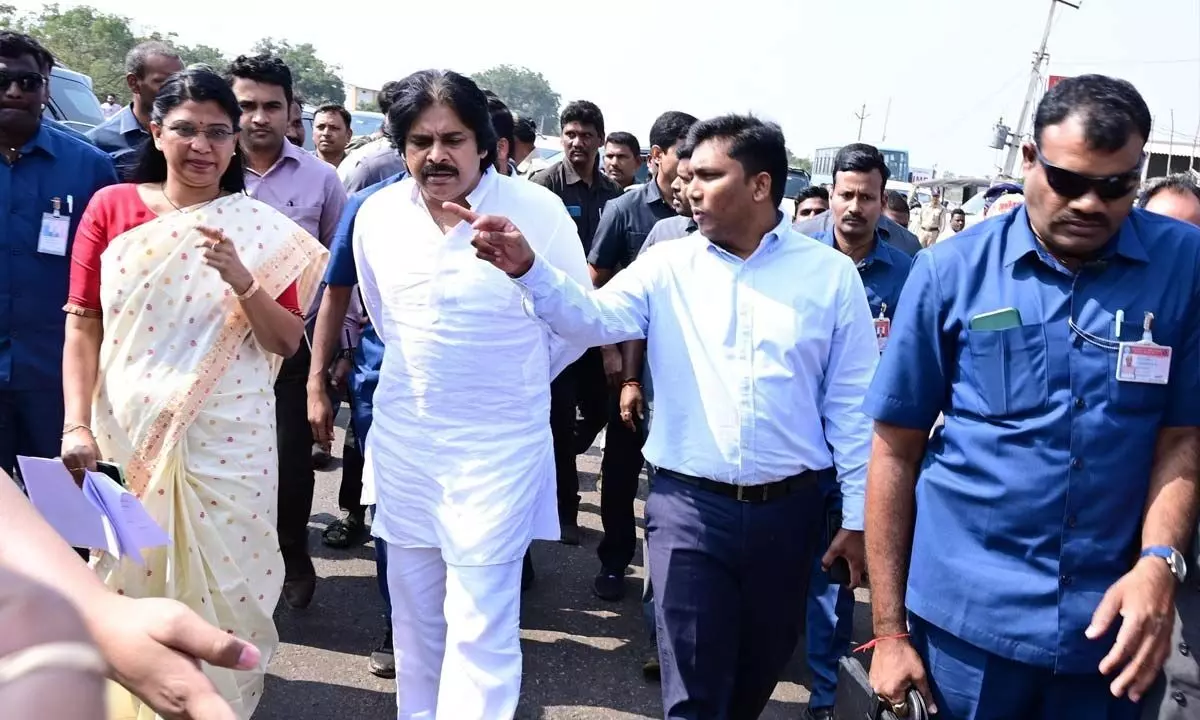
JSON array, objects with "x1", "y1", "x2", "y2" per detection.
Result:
[{"x1": 351, "y1": 139, "x2": 590, "y2": 717}]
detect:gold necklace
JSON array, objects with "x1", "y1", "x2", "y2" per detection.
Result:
[{"x1": 161, "y1": 183, "x2": 219, "y2": 213}]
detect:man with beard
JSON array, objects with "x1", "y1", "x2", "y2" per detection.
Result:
[
  {"x1": 471, "y1": 114, "x2": 875, "y2": 719},
  {"x1": 286, "y1": 95, "x2": 306, "y2": 147},
  {"x1": 226, "y1": 53, "x2": 348, "y2": 610},
  {"x1": 0, "y1": 31, "x2": 116, "y2": 480},
  {"x1": 584, "y1": 110, "x2": 696, "y2": 603},
  {"x1": 531, "y1": 100, "x2": 623, "y2": 544},
  {"x1": 867, "y1": 74, "x2": 1200, "y2": 719},
  {"x1": 349, "y1": 69, "x2": 589, "y2": 718},
  {"x1": 87, "y1": 41, "x2": 183, "y2": 180},
  {"x1": 801, "y1": 143, "x2": 913, "y2": 720},
  {"x1": 313, "y1": 104, "x2": 353, "y2": 167}
]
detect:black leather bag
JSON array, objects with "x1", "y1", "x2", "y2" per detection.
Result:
[{"x1": 833, "y1": 656, "x2": 929, "y2": 720}]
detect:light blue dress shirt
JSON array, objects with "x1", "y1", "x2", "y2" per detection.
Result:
[{"x1": 516, "y1": 213, "x2": 878, "y2": 529}]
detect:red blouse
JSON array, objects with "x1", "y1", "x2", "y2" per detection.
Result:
[{"x1": 66, "y1": 184, "x2": 300, "y2": 316}]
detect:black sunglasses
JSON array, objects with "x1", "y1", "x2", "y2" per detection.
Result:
[
  {"x1": 1034, "y1": 146, "x2": 1143, "y2": 201},
  {"x1": 0, "y1": 70, "x2": 47, "y2": 93}
]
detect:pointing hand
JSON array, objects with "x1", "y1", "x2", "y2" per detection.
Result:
[{"x1": 442, "y1": 203, "x2": 536, "y2": 277}]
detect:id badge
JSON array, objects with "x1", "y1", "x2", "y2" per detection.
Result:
[
  {"x1": 1116, "y1": 341, "x2": 1172, "y2": 385},
  {"x1": 38, "y1": 212, "x2": 70, "y2": 256},
  {"x1": 874, "y1": 317, "x2": 891, "y2": 353}
]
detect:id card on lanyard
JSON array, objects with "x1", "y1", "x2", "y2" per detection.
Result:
[
  {"x1": 874, "y1": 303, "x2": 890, "y2": 353},
  {"x1": 38, "y1": 196, "x2": 71, "y2": 256},
  {"x1": 1115, "y1": 311, "x2": 1172, "y2": 385}
]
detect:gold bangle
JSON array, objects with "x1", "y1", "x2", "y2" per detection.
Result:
[
  {"x1": 235, "y1": 277, "x2": 261, "y2": 301},
  {"x1": 62, "y1": 423, "x2": 93, "y2": 437}
]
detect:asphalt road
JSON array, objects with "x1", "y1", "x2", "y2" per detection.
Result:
[{"x1": 255, "y1": 422, "x2": 873, "y2": 719}]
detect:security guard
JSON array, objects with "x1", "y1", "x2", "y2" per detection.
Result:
[
  {"x1": 0, "y1": 32, "x2": 117, "y2": 478},
  {"x1": 864, "y1": 74, "x2": 1200, "y2": 719},
  {"x1": 803, "y1": 143, "x2": 913, "y2": 720}
]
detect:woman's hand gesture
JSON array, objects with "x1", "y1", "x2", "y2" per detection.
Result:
[{"x1": 195, "y1": 227, "x2": 254, "y2": 295}]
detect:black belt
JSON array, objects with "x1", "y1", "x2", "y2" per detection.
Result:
[{"x1": 653, "y1": 467, "x2": 823, "y2": 503}]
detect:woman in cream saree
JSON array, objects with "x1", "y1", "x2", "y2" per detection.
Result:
[{"x1": 61, "y1": 70, "x2": 327, "y2": 719}]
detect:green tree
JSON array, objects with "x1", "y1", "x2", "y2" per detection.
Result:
[
  {"x1": 786, "y1": 149, "x2": 812, "y2": 173},
  {"x1": 252, "y1": 37, "x2": 344, "y2": 105},
  {"x1": 6, "y1": 3, "x2": 138, "y2": 98},
  {"x1": 355, "y1": 99, "x2": 376, "y2": 112},
  {"x1": 177, "y1": 43, "x2": 229, "y2": 72},
  {"x1": 471, "y1": 65, "x2": 561, "y2": 134}
]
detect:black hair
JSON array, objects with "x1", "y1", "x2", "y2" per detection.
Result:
[
  {"x1": 0, "y1": 31, "x2": 54, "y2": 72},
  {"x1": 225, "y1": 54, "x2": 294, "y2": 106},
  {"x1": 125, "y1": 41, "x2": 180, "y2": 78},
  {"x1": 386, "y1": 69, "x2": 497, "y2": 172},
  {"x1": 950, "y1": 208, "x2": 967, "y2": 218},
  {"x1": 885, "y1": 190, "x2": 910, "y2": 212},
  {"x1": 605, "y1": 131, "x2": 641, "y2": 158},
  {"x1": 1138, "y1": 174, "x2": 1200, "y2": 209},
  {"x1": 677, "y1": 142, "x2": 694, "y2": 161},
  {"x1": 649, "y1": 111, "x2": 698, "y2": 152},
  {"x1": 377, "y1": 81, "x2": 400, "y2": 115},
  {"x1": 797, "y1": 185, "x2": 829, "y2": 203},
  {"x1": 1033, "y1": 73, "x2": 1151, "y2": 152},
  {"x1": 133, "y1": 68, "x2": 246, "y2": 194},
  {"x1": 291, "y1": 93, "x2": 305, "y2": 109},
  {"x1": 314, "y1": 103, "x2": 351, "y2": 129},
  {"x1": 560, "y1": 100, "x2": 605, "y2": 136},
  {"x1": 832, "y1": 143, "x2": 891, "y2": 195},
  {"x1": 487, "y1": 95, "x2": 515, "y2": 147},
  {"x1": 514, "y1": 116, "x2": 537, "y2": 144},
  {"x1": 685, "y1": 114, "x2": 788, "y2": 206}
]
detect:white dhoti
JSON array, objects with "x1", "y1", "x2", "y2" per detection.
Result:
[
  {"x1": 351, "y1": 170, "x2": 591, "y2": 720},
  {"x1": 387, "y1": 546, "x2": 523, "y2": 720}
]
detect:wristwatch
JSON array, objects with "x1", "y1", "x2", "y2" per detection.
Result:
[{"x1": 1141, "y1": 545, "x2": 1188, "y2": 583}]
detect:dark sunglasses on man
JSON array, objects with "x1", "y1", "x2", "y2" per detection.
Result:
[
  {"x1": 1032, "y1": 145, "x2": 1144, "y2": 201},
  {"x1": 0, "y1": 70, "x2": 47, "y2": 93}
]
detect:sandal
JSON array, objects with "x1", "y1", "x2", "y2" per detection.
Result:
[{"x1": 322, "y1": 512, "x2": 366, "y2": 548}]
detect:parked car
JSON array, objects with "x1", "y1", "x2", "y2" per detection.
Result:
[{"x1": 43, "y1": 66, "x2": 105, "y2": 133}]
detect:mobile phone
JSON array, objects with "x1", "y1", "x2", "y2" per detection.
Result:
[
  {"x1": 94, "y1": 461, "x2": 126, "y2": 488},
  {"x1": 969, "y1": 307, "x2": 1022, "y2": 331}
]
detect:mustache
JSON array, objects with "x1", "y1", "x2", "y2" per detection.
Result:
[
  {"x1": 841, "y1": 212, "x2": 866, "y2": 223},
  {"x1": 1057, "y1": 211, "x2": 1108, "y2": 226},
  {"x1": 421, "y1": 163, "x2": 458, "y2": 178}
]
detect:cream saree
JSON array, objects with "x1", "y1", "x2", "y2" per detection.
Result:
[{"x1": 95, "y1": 194, "x2": 327, "y2": 720}]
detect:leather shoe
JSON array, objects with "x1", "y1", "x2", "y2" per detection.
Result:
[
  {"x1": 804, "y1": 707, "x2": 835, "y2": 720},
  {"x1": 593, "y1": 569, "x2": 625, "y2": 601},
  {"x1": 282, "y1": 576, "x2": 316, "y2": 609}
]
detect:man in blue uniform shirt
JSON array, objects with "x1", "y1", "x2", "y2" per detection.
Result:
[
  {"x1": 804, "y1": 143, "x2": 913, "y2": 720},
  {"x1": 0, "y1": 32, "x2": 118, "y2": 478},
  {"x1": 864, "y1": 74, "x2": 1200, "y2": 720}
]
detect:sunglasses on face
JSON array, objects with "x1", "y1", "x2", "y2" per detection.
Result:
[
  {"x1": 1034, "y1": 146, "x2": 1143, "y2": 201},
  {"x1": 0, "y1": 70, "x2": 47, "y2": 93}
]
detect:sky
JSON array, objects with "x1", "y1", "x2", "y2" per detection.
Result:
[{"x1": 17, "y1": 0, "x2": 1200, "y2": 176}]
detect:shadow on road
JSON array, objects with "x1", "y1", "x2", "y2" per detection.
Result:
[{"x1": 256, "y1": 675, "x2": 393, "y2": 720}]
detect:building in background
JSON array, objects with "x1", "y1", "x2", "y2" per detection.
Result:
[
  {"x1": 345, "y1": 82, "x2": 379, "y2": 110},
  {"x1": 812, "y1": 145, "x2": 911, "y2": 186}
]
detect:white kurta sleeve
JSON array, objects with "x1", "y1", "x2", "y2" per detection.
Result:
[{"x1": 539, "y1": 211, "x2": 593, "y2": 380}]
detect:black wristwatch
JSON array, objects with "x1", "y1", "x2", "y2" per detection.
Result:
[{"x1": 335, "y1": 347, "x2": 355, "y2": 361}]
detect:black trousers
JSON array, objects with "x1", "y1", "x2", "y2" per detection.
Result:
[
  {"x1": 275, "y1": 343, "x2": 315, "y2": 581},
  {"x1": 597, "y1": 391, "x2": 644, "y2": 573},
  {"x1": 550, "y1": 348, "x2": 607, "y2": 524},
  {"x1": 339, "y1": 415, "x2": 366, "y2": 516}
]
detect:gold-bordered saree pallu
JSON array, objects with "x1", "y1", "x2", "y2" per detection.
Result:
[{"x1": 94, "y1": 194, "x2": 327, "y2": 720}]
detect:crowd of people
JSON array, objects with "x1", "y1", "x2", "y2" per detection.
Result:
[{"x1": 2, "y1": 26, "x2": 1200, "y2": 720}]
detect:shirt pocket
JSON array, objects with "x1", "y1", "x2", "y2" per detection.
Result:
[
  {"x1": 1107, "y1": 322, "x2": 1170, "y2": 413},
  {"x1": 965, "y1": 324, "x2": 1049, "y2": 417}
]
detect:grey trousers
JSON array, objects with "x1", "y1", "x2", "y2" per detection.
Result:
[{"x1": 1142, "y1": 572, "x2": 1200, "y2": 719}]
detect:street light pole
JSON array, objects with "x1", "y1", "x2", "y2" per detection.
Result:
[
  {"x1": 1002, "y1": 0, "x2": 1080, "y2": 178},
  {"x1": 855, "y1": 103, "x2": 870, "y2": 142}
]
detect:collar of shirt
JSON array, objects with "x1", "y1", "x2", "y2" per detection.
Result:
[
  {"x1": 247, "y1": 138, "x2": 304, "y2": 179},
  {"x1": 638, "y1": 174, "x2": 669, "y2": 208},
  {"x1": 1001, "y1": 204, "x2": 1151, "y2": 270},
  {"x1": 703, "y1": 211, "x2": 789, "y2": 263},
  {"x1": 115, "y1": 104, "x2": 148, "y2": 140},
  {"x1": 21, "y1": 121, "x2": 60, "y2": 158},
  {"x1": 562, "y1": 157, "x2": 605, "y2": 188}
]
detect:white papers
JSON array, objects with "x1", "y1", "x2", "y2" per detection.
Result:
[{"x1": 18, "y1": 456, "x2": 169, "y2": 564}]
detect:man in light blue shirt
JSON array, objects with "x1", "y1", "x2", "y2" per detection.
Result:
[{"x1": 455, "y1": 114, "x2": 878, "y2": 719}]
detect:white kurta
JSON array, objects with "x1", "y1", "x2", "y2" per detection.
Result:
[{"x1": 353, "y1": 168, "x2": 590, "y2": 566}]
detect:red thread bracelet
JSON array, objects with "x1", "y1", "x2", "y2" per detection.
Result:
[{"x1": 854, "y1": 632, "x2": 910, "y2": 653}]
